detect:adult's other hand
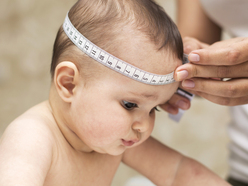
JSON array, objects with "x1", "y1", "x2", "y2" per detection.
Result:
[
  {"x1": 159, "y1": 92, "x2": 191, "y2": 115},
  {"x1": 175, "y1": 37, "x2": 248, "y2": 106}
]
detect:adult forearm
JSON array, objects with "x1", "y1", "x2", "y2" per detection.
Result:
[{"x1": 176, "y1": 0, "x2": 221, "y2": 44}]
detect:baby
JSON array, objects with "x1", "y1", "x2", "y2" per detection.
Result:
[{"x1": 0, "y1": 0, "x2": 231, "y2": 185}]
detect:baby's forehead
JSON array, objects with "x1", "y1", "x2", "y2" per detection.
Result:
[
  {"x1": 110, "y1": 24, "x2": 184, "y2": 73},
  {"x1": 115, "y1": 77, "x2": 179, "y2": 105},
  {"x1": 117, "y1": 38, "x2": 181, "y2": 74}
]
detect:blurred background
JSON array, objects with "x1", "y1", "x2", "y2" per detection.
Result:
[{"x1": 0, "y1": 0, "x2": 231, "y2": 185}]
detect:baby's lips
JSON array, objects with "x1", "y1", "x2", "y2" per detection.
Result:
[{"x1": 122, "y1": 139, "x2": 139, "y2": 147}]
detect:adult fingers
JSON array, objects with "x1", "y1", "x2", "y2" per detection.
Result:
[
  {"x1": 159, "y1": 103, "x2": 179, "y2": 115},
  {"x1": 159, "y1": 93, "x2": 191, "y2": 114},
  {"x1": 188, "y1": 37, "x2": 248, "y2": 65},
  {"x1": 181, "y1": 78, "x2": 248, "y2": 99},
  {"x1": 175, "y1": 61, "x2": 248, "y2": 81},
  {"x1": 196, "y1": 91, "x2": 248, "y2": 106},
  {"x1": 167, "y1": 93, "x2": 191, "y2": 110},
  {"x1": 183, "y1": 37, "x2": 209, "y2": 54}
]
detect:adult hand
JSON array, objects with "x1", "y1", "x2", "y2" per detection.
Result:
[
  {"x1": 159, "y1": 92, "x2": 191, "y2": 115},
  {"x1": 175, "y1": 37, "x2": 248, "y2": 106},
  {"x1": 159, "y1": 37, "x2": 205, "y2": 114},
  {"x1": 160, "y1": 37, "x2": 207, "y2": 115}
]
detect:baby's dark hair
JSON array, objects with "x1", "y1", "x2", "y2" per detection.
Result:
[{"x1": 50, "y1": 0, "x2": 183, "y2": 79}]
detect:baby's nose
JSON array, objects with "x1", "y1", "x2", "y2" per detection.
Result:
[{"x1": 132, "y1": 117, "x2": 150, "y2": 133}]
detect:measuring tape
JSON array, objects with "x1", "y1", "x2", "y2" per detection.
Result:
[{"x1": 63, "y1": 13, "x2": 189, "y2": 86}]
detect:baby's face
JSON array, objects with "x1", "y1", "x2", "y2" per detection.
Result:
[{"x1": 68, "y1": 35, "x2": 181, "y2": 155}]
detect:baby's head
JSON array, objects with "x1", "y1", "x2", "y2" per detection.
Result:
[
  {"x1": 49, "y1": 0, "x2": 183, "y2": 155},
  {"x1": 51, "y1": 0, "x2": 183, "y2": 81}
]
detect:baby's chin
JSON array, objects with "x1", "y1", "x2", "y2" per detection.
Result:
[{"x1": 94, "y1": 144, "x2": 129, "y2": 156}]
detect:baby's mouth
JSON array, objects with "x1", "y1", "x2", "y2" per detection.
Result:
[{"x1": 121, "y1": 139, "x2": 139, "y2": 147}]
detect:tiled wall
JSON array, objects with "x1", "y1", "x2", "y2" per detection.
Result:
[{"x1": 0, "y1": 0, "x2": 230, "y2": 185}]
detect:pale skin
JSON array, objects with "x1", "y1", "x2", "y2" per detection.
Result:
[
  {"x1": 0, "y1": 30, "x2": 230, "y2": 186},
  {"x1": 162, "y1": 0, "x2": 248, "y2": 114}
]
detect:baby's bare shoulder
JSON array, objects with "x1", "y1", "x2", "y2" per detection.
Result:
[
  {"x1": 0, "y1": 102, "x2": 55, "y2": 185},
  {"x1": 1, "y1": 102, "x2": 55, "y2": 144}
]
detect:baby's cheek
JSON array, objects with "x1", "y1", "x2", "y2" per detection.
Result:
[
  {"x1": 147, "y1": 121, "x2": 155, "y2": 137},
  {"x1": 84, "y1": 115, "x2": 130, "y2": 144}
]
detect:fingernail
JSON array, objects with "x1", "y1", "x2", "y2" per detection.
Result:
[
  {"x1": 176, "y1": 70, "x2": 189, "y2": 81},
  {"x1": 176, "y1": 100, "x2": 189, "y2": 110},
  {"x1": 182, "y1": 79, "x2": 195, "y2": 88},
  {"x1": 189, "y1": 53, "x2": 200, "y2": 62}
]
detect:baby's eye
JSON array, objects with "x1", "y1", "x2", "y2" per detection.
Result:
[{"x1": 122, "y1": 101, "x2": 138, "y2": 110}]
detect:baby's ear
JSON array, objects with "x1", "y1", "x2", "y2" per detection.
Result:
[{"x1": 54, "y1": 61, "x2": 80, "y2": 103}]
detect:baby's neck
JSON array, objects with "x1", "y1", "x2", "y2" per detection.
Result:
[{"x1": 48, "y1": 87, "x2": 93, "y2": 153}]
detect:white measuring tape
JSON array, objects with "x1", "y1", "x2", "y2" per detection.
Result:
[{"x1": 63, "y1": 13, "x2": 189, "y2": 85}]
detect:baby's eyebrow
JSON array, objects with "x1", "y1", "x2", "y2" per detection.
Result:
[{"x1": 129, "y1": 91, "x2": 158, "y2": 100}]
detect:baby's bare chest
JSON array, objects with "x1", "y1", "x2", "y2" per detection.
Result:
[{"x1": 44, "y1": 149, "x2": 122, "y2": 186}]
